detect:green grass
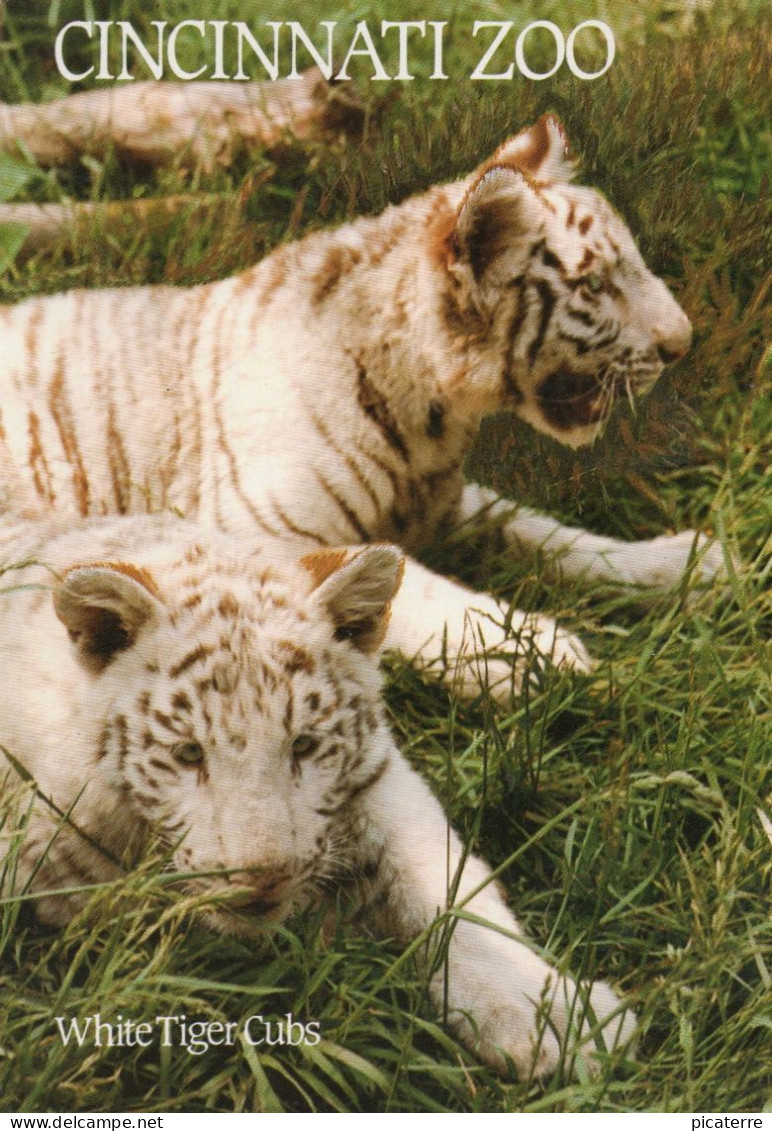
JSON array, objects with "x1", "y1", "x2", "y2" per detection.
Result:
[{"x1": 1, "y1": 0, "x2": 770, "y2": 1114}]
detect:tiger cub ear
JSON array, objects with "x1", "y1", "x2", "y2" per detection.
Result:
[
  {"x1": 54, "y1": 562, "x2": 162, "y2": 673},
  {"x1": 448, "y1": 115, "x2": 576, "y2": 294},
  {"x1": 450, "y1": 165, "x2": 542, "y2": 293},
  {"x1": 487, "y1": 114, "x2": 577, "y2": 185},
  {"x1": 301, "y1": 545, "x2": 404, "y2": 654}
]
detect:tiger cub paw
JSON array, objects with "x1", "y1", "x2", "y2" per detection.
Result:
[
  {"x1": 628, "y1": 529, "x2": 732, "y2": 601},
  {"x1": 476, "y1": 976, "x2": 637, "y2": 1080},
  {"x1": 525, "y1": 614, "x2": 594, "y2": 676},
  {"x1": 454, "y1": 611, "x2": 593, "y2": 702},
  {"x1": 646, "y1": 530, "x2": 728, "y2": 592}
]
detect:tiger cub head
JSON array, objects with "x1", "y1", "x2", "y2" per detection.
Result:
[
  {"x1": 53, "y1": 539, "x2": 404, "y2": 935},
  {"x1": 439, "y1": 115, "x2": 692, "y2": 447}
]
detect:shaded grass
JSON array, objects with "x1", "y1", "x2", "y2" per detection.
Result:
[{"x1": 0, "y1": 0, "x2": 770, "y2": 1114}]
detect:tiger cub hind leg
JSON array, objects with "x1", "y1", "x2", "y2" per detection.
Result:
[
  {"x1": 384, "y1": 556, "x2": 592, "y2": 704},
  {"x1": 0, "y1": 67, "x2": 361, "y2": 171}
]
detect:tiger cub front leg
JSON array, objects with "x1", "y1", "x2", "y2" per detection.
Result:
[
  {"x1": 383, "y1": 556, "x2": 591, "y2": 703},
  {"x1": 459, "y1": 485, "x2": 727, "y2": 594},
  {"x1": 359, "y1": 753, "x2": 636, "y2": 1078}
]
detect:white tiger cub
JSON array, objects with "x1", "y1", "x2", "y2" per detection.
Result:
[
  {"x1": 0, "y1": 514, "x2": 634, "y2": 1077},
  {"x1": 0, "y1": 115, "x2": 723, "y2": 700}
]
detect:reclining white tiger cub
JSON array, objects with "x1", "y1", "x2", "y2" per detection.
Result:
[
  {"x1": 0, "y1": 115, "x2": 723, "y2": 700},
  {"x1": 0, "y1": 515, "x2": 634, "y2": 1078}
]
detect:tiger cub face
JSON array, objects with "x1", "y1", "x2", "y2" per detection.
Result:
[
  {"x1": 444, "y1": 117, "x2": 692, "y2": 447},
  {"x1": 50, "y1": 535, "x2": 403, "y2": 934}
]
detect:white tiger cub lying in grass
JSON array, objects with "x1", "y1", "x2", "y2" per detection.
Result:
[
  {"x1": 0, "y1": 116, "x2": 723, "y2": 702},
  {"x1": 0, "y1": 515, "x2": 635, "y2": 1078}
]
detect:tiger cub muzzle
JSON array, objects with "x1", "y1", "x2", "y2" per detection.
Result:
[
  {"x1": 536, "y1": 367, "x2": 606, "y2": 431},
  {"x1": 536, "y1": 320, "x2": 690, "y2": 436}
]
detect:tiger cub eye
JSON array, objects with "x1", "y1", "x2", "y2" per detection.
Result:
[
  {"x1": 292, "y1": 734, "x2": 319, "y2": 760},
  {"x1": 172, "y1": 741, "x2": 205, "y2": 767},
  {"x1": 585, "y1": 272, "x2": 604, "y2": 293}
]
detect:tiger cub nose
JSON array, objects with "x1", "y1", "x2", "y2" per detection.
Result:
[
  {"x1": 658, "y1": 343, "x2": 685, "y2": 364},
  {"x1": 655, "y1": 310, "x2": 692, "y2": 363},
  {"x1": 231, "y1": 869, "x2": 290, "y2": 913}
]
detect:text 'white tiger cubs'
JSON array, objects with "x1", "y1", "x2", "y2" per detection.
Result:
[
  {"x1": 0, "y1": 515, "x2": 634, "y2": 1079},
  {"x1": 0, "y1": 115, "x2": 723, "y2": 701}
]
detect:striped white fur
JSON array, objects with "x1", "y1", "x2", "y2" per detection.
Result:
[
  {"x1": 0, "y1": 514, "x2": 635, "y2": 1077},
  {"x1": 0, "y1": 115, "x2": 722, "y2": 699}
]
